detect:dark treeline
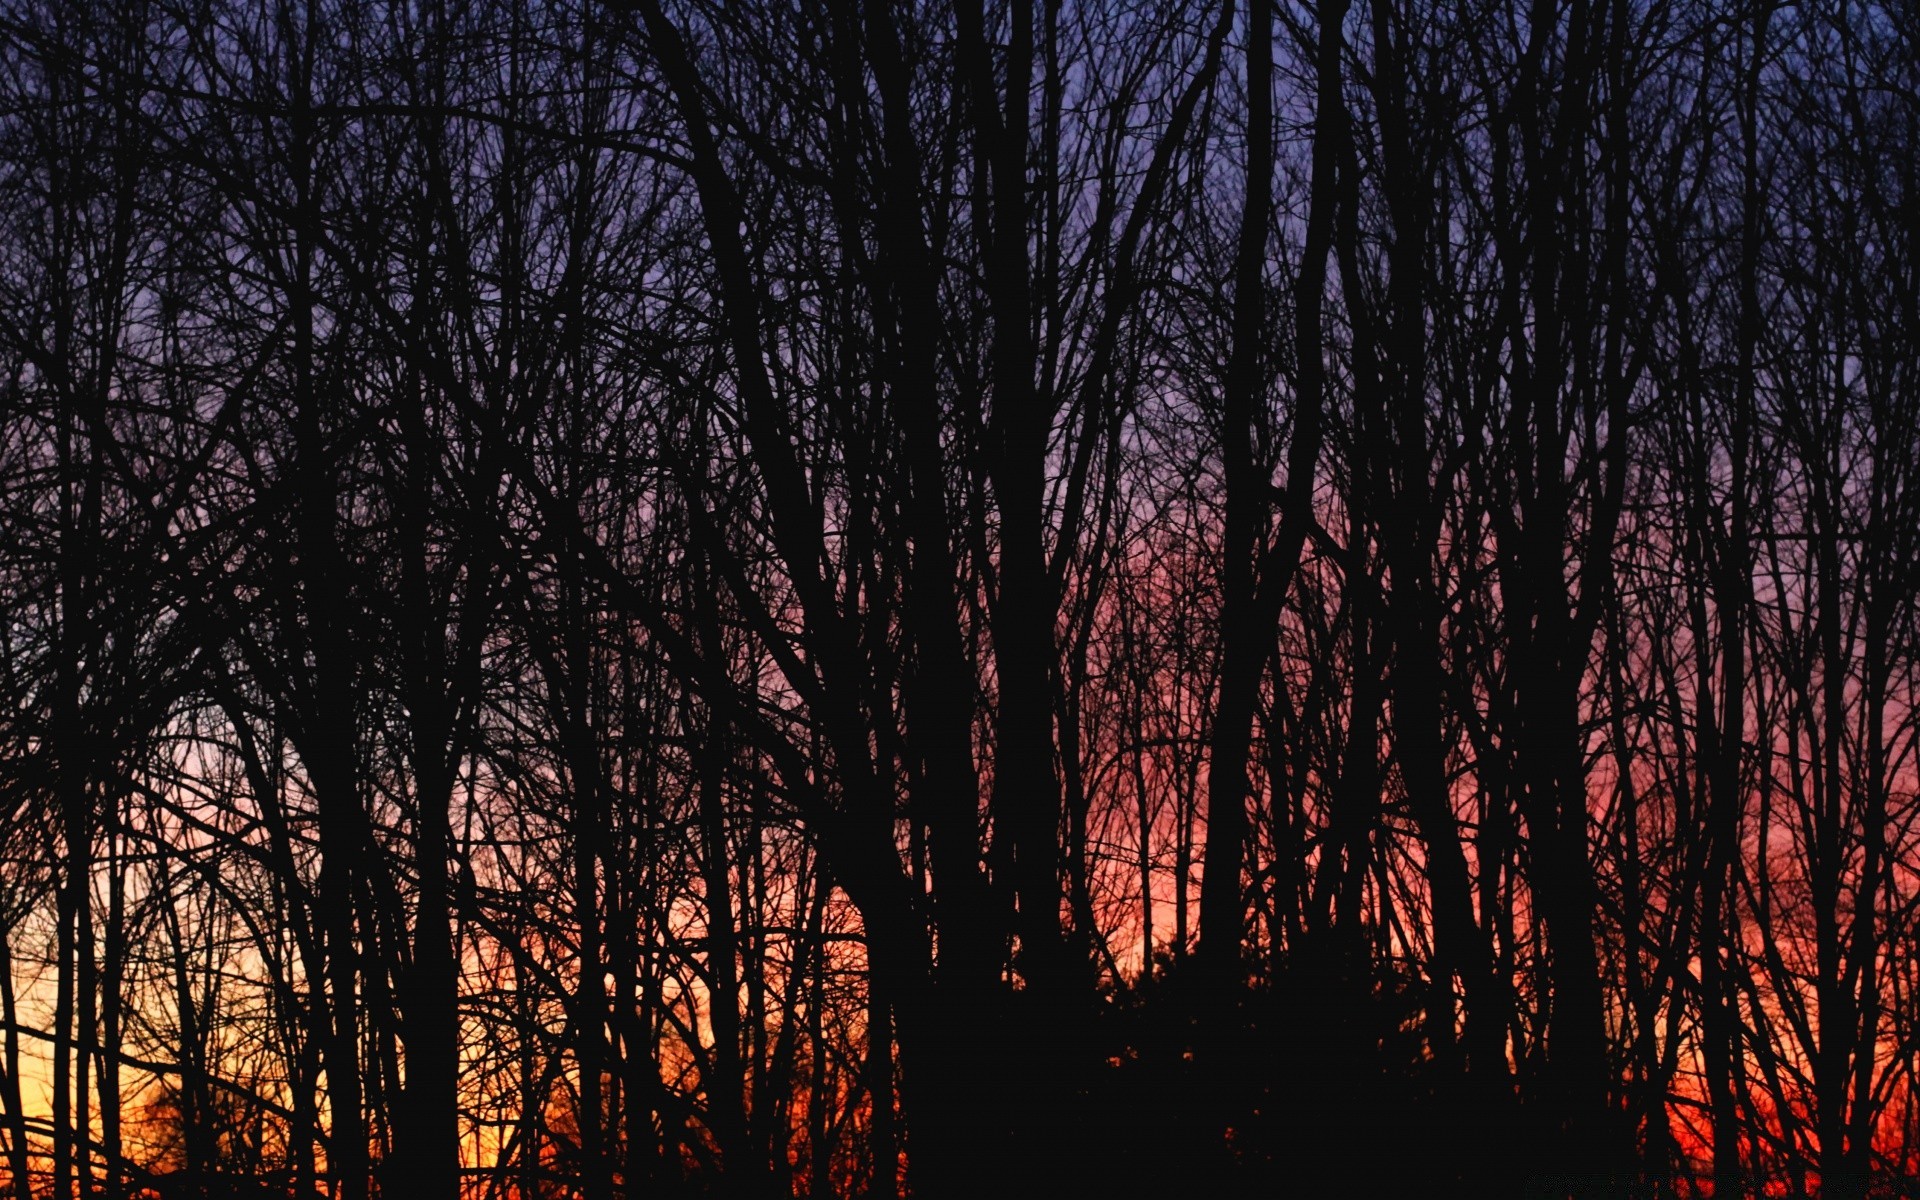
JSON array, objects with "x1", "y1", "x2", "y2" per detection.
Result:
[{"x1": 0, "y1": 0, "x2": 1916, "y2": 1197}]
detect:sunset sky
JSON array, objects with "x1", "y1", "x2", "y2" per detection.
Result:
[{"x1": 0, "y1": 1, "x2": 1917, "y2": 1199}]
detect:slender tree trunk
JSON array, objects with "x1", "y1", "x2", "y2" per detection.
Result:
[
  {"x1": 1198, "y1": 0, "x2": 1271, "y2": 995},
  {"x1": 0, "y1": 934, "x2": 32, "y2": 1200}
]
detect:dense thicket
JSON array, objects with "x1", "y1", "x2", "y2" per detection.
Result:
[{"x1": 0, "y1": 1, "x2": 1916, "y2": 1197}]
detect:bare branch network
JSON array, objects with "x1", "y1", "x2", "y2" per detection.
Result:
[{"x1": 0, "y1": 1, "x2": 1916, "y2": 1199}]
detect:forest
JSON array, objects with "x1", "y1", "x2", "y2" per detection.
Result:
[{"x1": 0, "y1": 0, "x2": 1916, "y2": 1196}]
